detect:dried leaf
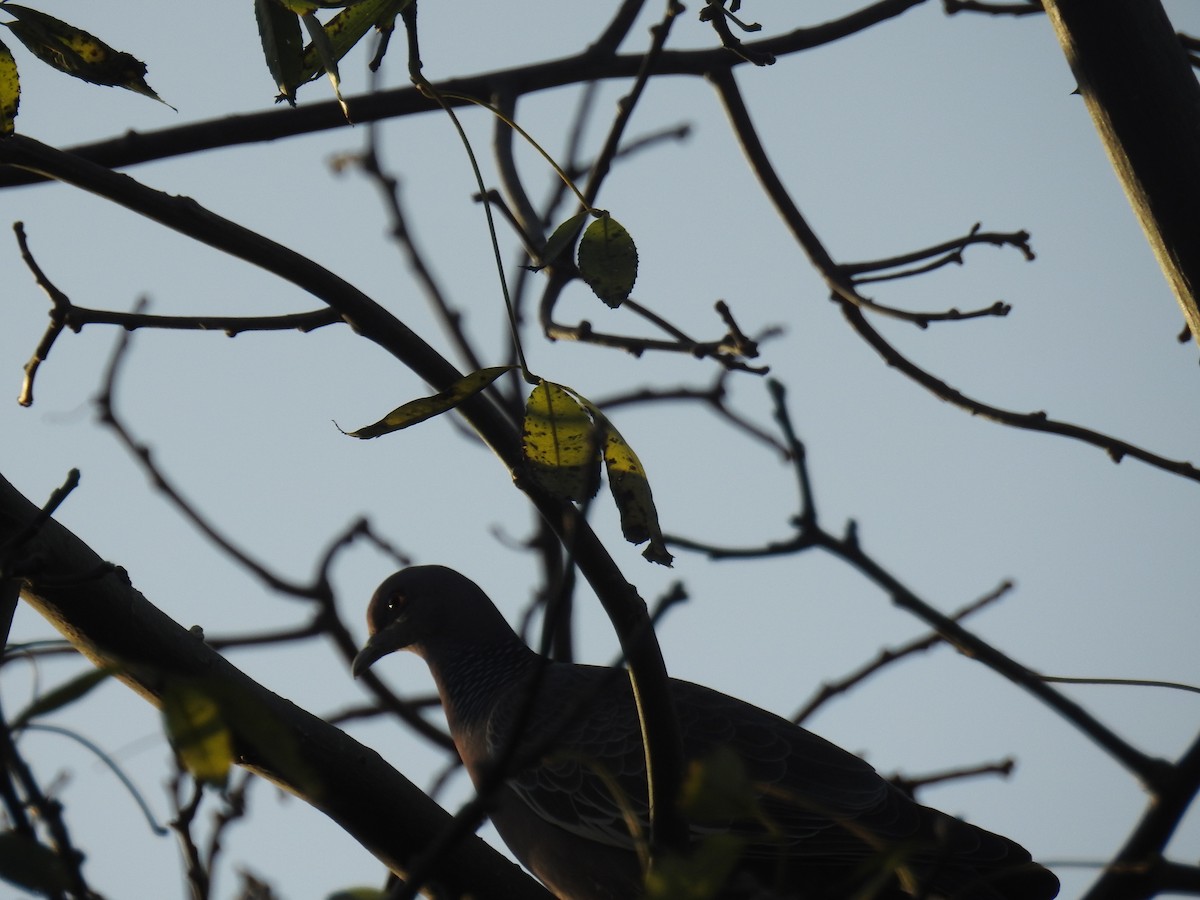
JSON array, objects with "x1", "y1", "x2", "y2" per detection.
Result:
[{"x1": 588, "y1": 405, "x2": 672, "y2": 565}]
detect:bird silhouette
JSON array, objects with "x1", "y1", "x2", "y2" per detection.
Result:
[{"x1": 353, "y1": 566, "x2": 1059, "y2": 900}]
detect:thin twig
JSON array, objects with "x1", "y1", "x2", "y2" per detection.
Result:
[
  {"x1": 793, "y1": 581, "x2": 1013, "y2": 724},
  {"x1": 598, "y1": 369, "x2": 789, "y2": 458},
  {"x1": 890, "y1": 757, "x2": 1016, "y2": 796}
]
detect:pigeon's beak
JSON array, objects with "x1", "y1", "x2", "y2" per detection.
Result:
[
  {"x1": 351, "y1": 617, "x2": 417, "y2": 678},
  {"x1": 351, "y1": 632, "x2": 393, "y2": 678}
]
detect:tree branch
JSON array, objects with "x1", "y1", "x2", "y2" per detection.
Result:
[
  {"x1": 1043, "y1": 0, "x2": 1200, "y2": 347},
  {"x1": 0, "y1": 0, "x2": 926, "y2": 190}
]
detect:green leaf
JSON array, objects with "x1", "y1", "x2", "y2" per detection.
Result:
[
  {"x1": 299, "y1": 11, "x2": 348, "y2": 118},
  {"x1": 162, "y1": 680, "x2": 234, "y2": 786},
  {"x1": 295, "y1": 0, "x2": 411, "y2": 89},
  {"x1": 577, "y1": 213, "x2": 638, "y2": 308},
  {"x1": 12, "y1": 667, "x2": 113, "y2": 729},
  {"x1": 0, "y1": 831, "x2": 71, "y2": 893},
  {"x1": 644, "y1": 834, "x2": 746, "y2": 900},
  {"x1": 0, "y1": 38, "x2": 18, "y2": 135},
  {"x1": 679, "y1": 745, "x2": 761, "y2": 824},
  {"x1": 162, "y1": 676, "x2": 320, "y2": 796},
  {"x1": 537, "y1": 210, "x2": 588, "y2": 270},
  {"x1": 3, "y1": 6, "x2": 169, "y2": 106},
  {"x1": 586, "y1": 404, "x2": 672, "y2": 565},
  {"x1": 256, "y1": 0, "x2": 305, "y2": 104},
  {"x1": 345, "y1": 365, "x2": 513, "y2": 438},
  {"x1": 522, "y1": 380, "x2": 601, "y2": 502},
  {"x1": 204, "y1": 680, "x2": 321, "y2": 798}
]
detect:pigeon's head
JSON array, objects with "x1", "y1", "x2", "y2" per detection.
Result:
[{"x1": 352, "y1": 565, "x2": 491, "y2": 677}]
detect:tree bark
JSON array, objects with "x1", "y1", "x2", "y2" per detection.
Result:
[
  {"x1": 0, "y1": 471, "x2": 549, "y2": 900},
  {"x1": 1044, "y1": 0, "x2": 1200, "y2": 345}
]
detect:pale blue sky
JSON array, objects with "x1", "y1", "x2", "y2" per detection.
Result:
[{"x1": 3, "y1": 2, "x2": 1199, "y2": 898}]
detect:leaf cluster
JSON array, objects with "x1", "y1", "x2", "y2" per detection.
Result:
[
  {"x1": 347, "y1": 370, "x2": 672, "y2": 565},
  {"x1": 255, "y1": 0, "x2": 410, "y2": 118}
]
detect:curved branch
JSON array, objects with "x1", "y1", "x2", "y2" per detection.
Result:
[
  {"x1": 841, "y1": 301, "x2": 1200, "y2": 483},
  {"x1": 707, "y1": 66, "x2": 1200, "y2": 485}
]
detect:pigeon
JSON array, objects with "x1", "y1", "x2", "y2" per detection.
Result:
[{"x1": 353, "y1": 565, "x2": 1059, "y2": 900}]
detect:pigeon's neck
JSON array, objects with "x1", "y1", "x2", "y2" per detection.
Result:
[{"x1": 423, "y1": 635, "x2": 540, "y2": 734}]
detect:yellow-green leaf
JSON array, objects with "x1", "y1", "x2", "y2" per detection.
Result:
[
  {"x1": 257, "y1": 0, "x2": 305, "y2": 104},
  {"x1": 0, "y1": 38, "x2": 18, "y2": 135},
  {"x1": 12, "y1": 667, "x2": 113, "y2": 729},
  {"x1": 587, "y1": 405, "x2": 672, "y2": 565},
  {"x1": 644, "y1": 833, "x2": 746, "y2": 900},
  {"x1": 299, "y1": 11, "x2": 348, "y2": 118},
  {"x1": 577, "y1": 213, "x2": 637, "y2": 308},
  {"x1": 679, "y1": 745, "x2": 761, "y2": 825},
  {"x1": 162, "y1": 681, "x2": 233, "y2": 786},
  {"x1": 204, "y1": 680, "x2": 321, "y2": 799},
  {"x1": 3, "y1": 6, "x2": 169, "y2": 106},
  {"x1": 0, "y1": 832, "x2": 70, "y2": 893},
  {"x1": 296, "y1": 0, "x2": 411, "y2": 89},
  {"x1": 161, "y1": 676, "x2": 320, "y2": 796},
  {"x1": 536, "y1": 210, "x2": 588, "y2": 270},
  {"x1": 345, "y1": 366, "x2": 513, "y2": 439},
  {"x1": 522, "y1": 380, "x2": 601, "y2": 502}
]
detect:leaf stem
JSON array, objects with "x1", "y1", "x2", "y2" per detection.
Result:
[{"x1": 415, "y1": 80, "x2": 534, "y2": 379}]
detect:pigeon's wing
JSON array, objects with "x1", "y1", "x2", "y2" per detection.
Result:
[
  {"x1": 486, "y1": 664, "x2": 912, "y2": 859},
  {"x1": 673, "y1": 679, "x2": 1054, "y2": 898},
  {"x1": 486, "y1": 666, "x2": 1057, "y2": 899},
  {"x1": 672, "y1": 677, "x2": 924, "y2": 861},
  {"x1": 486, "y1": 663, "x2": 653, "y2": 850}
]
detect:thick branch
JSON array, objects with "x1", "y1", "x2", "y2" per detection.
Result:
[
  {"x1": 1043, "y1": 0, "x2": 1200, "y2": 346},
  {"x1": 0, "y1": 471, "x2": 548, "y2": 900}
]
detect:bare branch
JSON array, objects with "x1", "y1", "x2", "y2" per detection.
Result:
[
  {"x1": 0, "y1": 0, "x2": 927, "y2": 190},
  {"x1": 793, "y1": 581, "x2": 1013, "y2": 724},
  {"x1": 944, "y1": 0, "x2": 1044, "y2": 14}
]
